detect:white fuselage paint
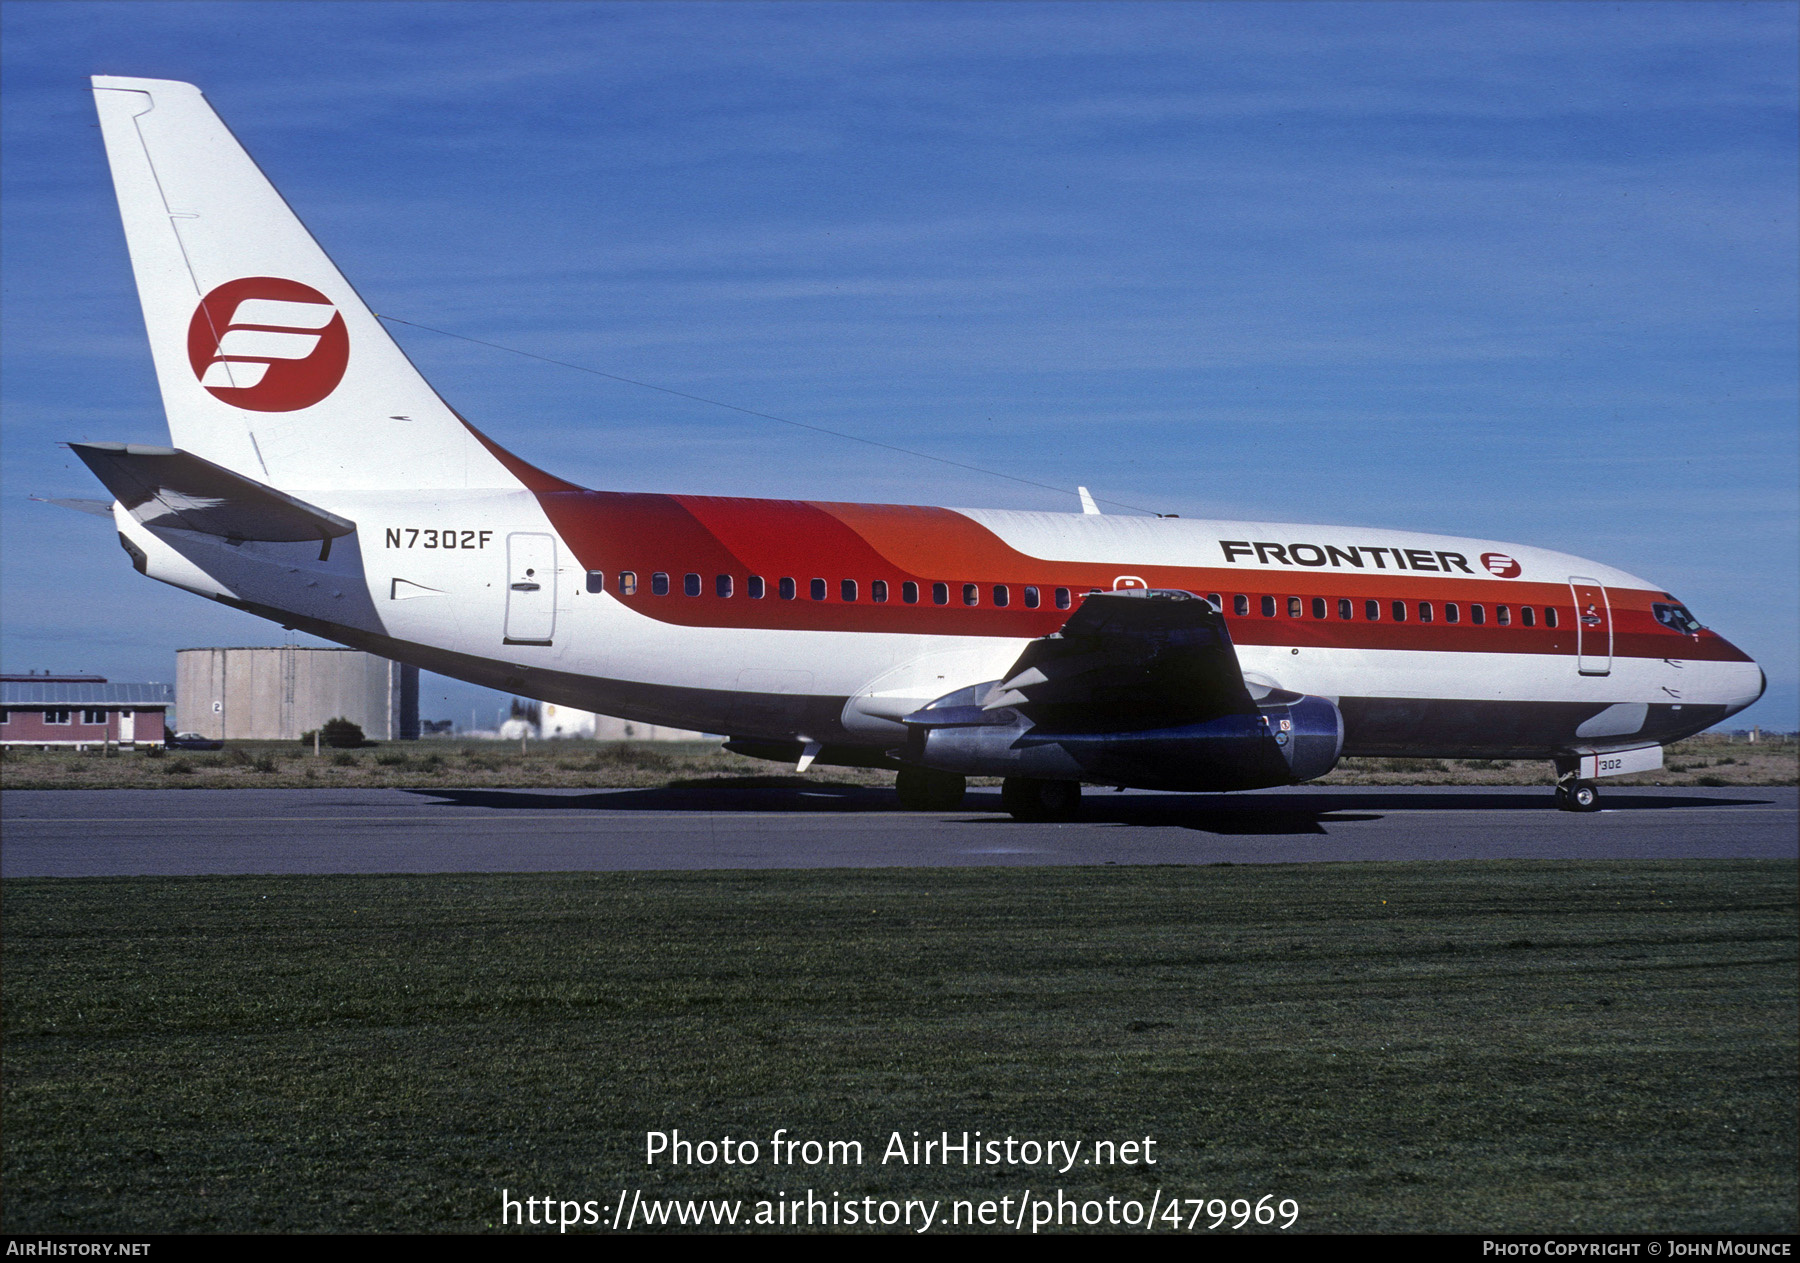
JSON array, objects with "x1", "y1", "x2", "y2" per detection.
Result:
[{"x1": 116, "y1": 488, "x2": 1765, "y2": 761}]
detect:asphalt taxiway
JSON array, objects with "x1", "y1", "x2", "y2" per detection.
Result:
[{"x1": 2, "y1": 784, "x2": 1793, "y2": 877}]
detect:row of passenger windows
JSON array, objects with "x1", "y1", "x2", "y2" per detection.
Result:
[
  {"x1": 579, "y1": 571, "x2": 1557, "y2": 628},
  {"x1": 1212, "y1": 593, "x2": 1556, "y2": 628},
  {"x1": 586, "y1": 571, "x2": 1076, "y2": 609}
]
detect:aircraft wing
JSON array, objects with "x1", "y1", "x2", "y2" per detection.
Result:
[
  {"x1": 911, "y1": 590, "x2": 1261, "y2": 733},
  {"x1": 69, "y1": 442, "x2": 355, "y2": 549}
]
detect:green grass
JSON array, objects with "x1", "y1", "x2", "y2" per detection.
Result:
[{"x1": 3, "y1": 861, "x2": 1794, "y2": 1233}]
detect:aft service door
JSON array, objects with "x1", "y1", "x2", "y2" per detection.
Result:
[
  {"x1": 504, "y1": 533, "x2": 557, "y2": 646},
  {"x1": 1568, "y1": 577, "x2": 1612, "y2": 676}
]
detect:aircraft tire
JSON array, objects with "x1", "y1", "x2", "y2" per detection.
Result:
[
  {"x1": 1001, "y1": 777, "x2": 1041, "y2": 820},
  {"x1": 897, "y1": 768, "x2": 966, "y2": 811},
  {"x1": 1568, "y1": 781, "x2": 1601, "y2": 812},
  {"x1": 1002, "y1": 777, "x2": 1082, "y2": 822}
]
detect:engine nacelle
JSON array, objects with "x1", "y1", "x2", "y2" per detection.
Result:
[{"x1": 902, "y1": 688, "x2": 1343, "y2": 792}]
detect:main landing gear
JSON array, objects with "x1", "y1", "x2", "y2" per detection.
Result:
[
  {"x1": 1553, "y1": 756, "x2": 1601, "y2": 812},
  {"x1": 895, "y1": 767, "x2": 966, "y2": 811},
  {"x1": 1001, "y1": 777, "x2": 1083, "y2": 822}
]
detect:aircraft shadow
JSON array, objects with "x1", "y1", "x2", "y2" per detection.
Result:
[{"x1": 403, "y1": 786, "x2": 1768, "y2": 830}]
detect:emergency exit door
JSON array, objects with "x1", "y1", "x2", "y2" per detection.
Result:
[
  {"x1": 1568, "y1": 577, "x2": 1612, "y2": 676},
  {"x1": 504, "y1": 532, "x2": 557, "y2": 645}
]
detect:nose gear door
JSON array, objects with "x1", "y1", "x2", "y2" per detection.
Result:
[
  {"x1": 504, "y1": 532, "x2": 557, "y2": 646},
  {"x1": 1568, "y1": 577, "x2": 1612, "y2": 676}
]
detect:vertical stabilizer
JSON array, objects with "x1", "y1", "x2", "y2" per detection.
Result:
[{"x1": 91, "y1": 76, "x2": 517, "y2": 491}]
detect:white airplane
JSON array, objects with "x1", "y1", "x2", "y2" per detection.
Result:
[{"x1": 71, "y1": 76, "x2": 1764, "y2": 817}]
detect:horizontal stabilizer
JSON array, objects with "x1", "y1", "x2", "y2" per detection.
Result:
[
  {"x1": 69, "y1": 442, "x2": 355, "y2": 545},
  {"x1": 33, "y1": 497, "x2": 115, "y2": 518}
]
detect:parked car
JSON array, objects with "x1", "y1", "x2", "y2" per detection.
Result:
[{"x1": 166, "y1": 732, "x2": 223, "y2": 751}]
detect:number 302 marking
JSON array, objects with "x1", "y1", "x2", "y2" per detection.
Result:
[
  {"x1": 385, "y1": 528, "x2": 493, "y2": 550},
  {"x1": 1598, "y1": 758, "x2": 1623, "y2": 772}
]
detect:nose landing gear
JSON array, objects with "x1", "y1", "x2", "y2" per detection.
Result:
[{"x1": 1553, "y1": 755, "x2": 1601, "y2": 812}]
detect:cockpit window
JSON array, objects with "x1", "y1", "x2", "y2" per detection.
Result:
[{"x1": 1653, "y1": 602, "x2": 1704, "y2": 634}]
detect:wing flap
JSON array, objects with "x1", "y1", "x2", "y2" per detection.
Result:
[{"x1": 975, "y1": 589, "x2": 1258, "y2": 734}]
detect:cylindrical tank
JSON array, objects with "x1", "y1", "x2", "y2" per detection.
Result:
[{"x1": 175, "y1": 647, "x2": 418, "y2": 740}]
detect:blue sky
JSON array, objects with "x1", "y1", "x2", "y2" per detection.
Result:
[{"x1": 3, "y1": 0, "x2": 1795, "y2": 733}]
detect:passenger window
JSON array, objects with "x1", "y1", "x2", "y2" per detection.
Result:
[
  {"x1": 1024, "y1": 586, "x2": 1040, "y2": 609},
  {"x1": 1338, "y1": 598, "x2": 1353, "y2": 620},
  {"x1": 903, "y1": 581, "x2": 919, "y2": 604},
  {"x1": 1392, "y1": 601, "x2": 1407, "y2": 622},
  {"x1": 652, "y1": 572, "x2": 670, "y2": 596},
  {"x1": 811, "y1": 578, "x2": 827, "y2": 601},
  {"x1": 684, "y1": 573, "x2": 701, "y2": 597},
  {"x1": 585, "y1": 571, "x2": 606, "y2": 594},
  {"x1": 963, "y1": 583, "x2": 980, "y2": 606},
  {"x1": 872, "y1": 580, "x2": 888, "y2": 603},
  {"x1": 779, "y1": 577, "x2": 797, "y2": 600},
  {"x1": 1365, "y1": 599, "x2": 1380, "y2": 621},
  {"x1": 1287, "y1": 596, "x2": 1303, "y2": 618},
  {"x1": 1311, "y1": 597, "x2": 1326, "y2": 620},
  {"x1": 1471, "y1": 603, "x2": 1485, "y2": 625},
  {"x1": 748, "y1": 576, "x2": 765, "y2": 599},
  {"x1": 1497, "y1": 605, "x2": 1511, "y2": 626},
  {"x1": 1545, "y1": 607, "x2": 1558, "y2": 628},
  {"x1": 841, "y1": 579, "x2": 857, "y2": 602},
  {"x1": 1445, "y1": 603, "x2": 1459, "y2": 624},
  {"x1": 1206, "y1": 593, "x2": 1222, "y2": 611},
  {"x1": 993, "y1": 585, "x2": 1009, "y2": 608},
  {"x1": 1261, "y1": 595, "x2": 1277, "y2": 617},
  {"x1": 1234, "y1": 594, "x2": 1249, "y2": 616},
  {"x1": 933, "y1": 582, "x2": 949, "y2": 605},
  {"x1": 1522, "y1": 606, "x2": 1536, "y2": 628},
  {"x1": 1418, "y1": 602, "x2": 1432, "y2": 623},
  {"x1": 1055, "y1": 587, "x2": 1072, "y2": 610},
  {"x1": 716, "y1": 574, "x2": 733, "y2": 598},
  {"x1": 618, "y1": 571, "x2": 638, "y2": 596}
]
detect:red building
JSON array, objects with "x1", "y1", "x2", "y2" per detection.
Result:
[{"x1": 0, "y1": 676, "x2": 172, "y2": 749}]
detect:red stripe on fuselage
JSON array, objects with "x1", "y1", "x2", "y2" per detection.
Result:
[{"x1": 485, "y1": 451, "x2": 1747, "y2": 662}]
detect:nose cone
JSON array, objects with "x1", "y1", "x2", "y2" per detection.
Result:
[{"x1": 1715, "y1": 646, "x2": 1767, "y2": 722}]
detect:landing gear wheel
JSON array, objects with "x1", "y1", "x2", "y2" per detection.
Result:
[
  {"x1": 896, "y1": 768, "x2": 966, "y2": 811},
  {"x1": 1001, "y1": 777, "x2": 1083, "y2": 822},
  {"x1": 1568, "y1": 780, "x2": 1600, "y2": 812}
]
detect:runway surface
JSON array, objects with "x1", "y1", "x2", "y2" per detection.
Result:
[{"x1": 3, "y1": 784, "x2": 1794, "y2": 876}]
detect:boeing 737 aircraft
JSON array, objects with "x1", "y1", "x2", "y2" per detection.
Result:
[{"x1": 70, "y1": 76, "x2": 1765, "y2": 817}]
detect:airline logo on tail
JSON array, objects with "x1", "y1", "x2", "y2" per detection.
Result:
[{"x1": 186, "y1": 277, "x2": 348, "y2": 411}]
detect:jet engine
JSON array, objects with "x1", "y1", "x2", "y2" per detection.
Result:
[{"x1": 896, "y1": 590, "x2": 1343, "y2": 792}]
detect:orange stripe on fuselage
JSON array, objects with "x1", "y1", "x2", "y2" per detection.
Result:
[{"x1": 500, "y1": 475, "x2": 1747, "y2": 662}]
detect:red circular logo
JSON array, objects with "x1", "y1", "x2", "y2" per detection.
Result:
[
  {"x1": 1481, "y1": 552, "x2": 1522, "y2": 579},
  {"x1": 187, "y1": 277, "x2": 348, "y2": 412}
]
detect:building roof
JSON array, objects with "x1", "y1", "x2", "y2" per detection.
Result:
[
  {"x1": 1, "y1": 682, "x2": 173, "y2": 707},
  {"x1": 176, "y1": 646, "x2": 366, "y2": 653}
]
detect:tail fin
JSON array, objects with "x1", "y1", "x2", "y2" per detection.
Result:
[{"x1": 91, "y1": 76, "x2": 516, "y2": 492}]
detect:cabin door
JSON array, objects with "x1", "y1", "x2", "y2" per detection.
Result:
[
  {"x1": 1568, "y1": 577, "x2": 1612, "y2": 676},
  {"x1": 504, "y1": 532, "x2": 557, "y2": 646}
]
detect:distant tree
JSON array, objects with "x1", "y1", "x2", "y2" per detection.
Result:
[{"x1": 320, "y1": 717, "x2": 367, "y2": 748}]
